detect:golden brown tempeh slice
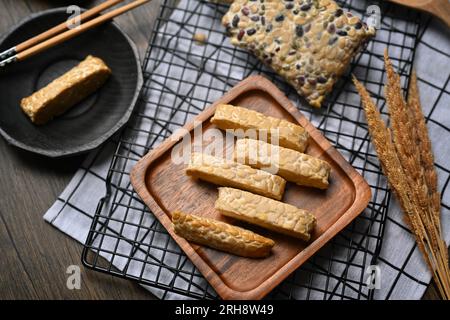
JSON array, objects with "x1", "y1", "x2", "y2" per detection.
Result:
[
  {"x1": 172, "y1": 211, "x2": 275, "y2": 258},
  {"x1": 21, "y1": 55, "x2": 111, "y2": 125},
  {"x1": 186, "y1": 153, "x2": 286, "y2": 200},
  {"x1": 208, "y1": 0, "x2": 234, "y2": 3},
  {"x1": 235, "y1": 138, "x2": 331, "y2": 189},
  {"x1": 210, "y1": 104, "x2": 309, "y2": 152},
  {"x1": 215, "y1": 187, "x2": 316, "y2": 241}
]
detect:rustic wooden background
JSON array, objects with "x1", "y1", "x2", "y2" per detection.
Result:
[{"x1": 0, "y1": 0, "x2": 441, "y2": 300}]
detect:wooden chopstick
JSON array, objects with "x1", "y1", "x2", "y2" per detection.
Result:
[
  {"x1": 0, "y1": 0, "x2": 150, "y2": 67},
  {"x1": 0, "y1": 0, "x2": 125, "y2": 62}
]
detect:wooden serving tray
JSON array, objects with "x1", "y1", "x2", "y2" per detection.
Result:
[{"x1": 130, "y1": 75, "x2": 371, "y2": 300}]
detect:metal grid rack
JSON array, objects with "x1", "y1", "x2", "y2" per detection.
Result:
[{"x1": 81, "y1": 0, "x2": 422, "y2": 299}]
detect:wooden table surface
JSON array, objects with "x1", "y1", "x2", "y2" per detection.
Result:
[{"x1": 0, "y1": 0, "x2": 441, "y2": 300}]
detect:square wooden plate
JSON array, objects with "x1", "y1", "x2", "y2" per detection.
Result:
[{"x1": 130, "y1": 75, "x2": 371, "y2": 300}]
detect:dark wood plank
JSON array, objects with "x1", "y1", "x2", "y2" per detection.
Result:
[{"x1": 0, "y1": 0, "x2": 160, "y2": 299}]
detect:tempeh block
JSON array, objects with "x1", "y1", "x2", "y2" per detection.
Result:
[
  {"x1": 235, "y1": 138, "x2": 331, "y2": 189},
  {"x1": 186, "y1": 152, "x2": 286, "y2": 200},
  {"x1": 172, "y1": 211, "x2": 275, "y2": 258},
  {"x1": 21, "y1": 55, "x2": 111, "y2": 125},
  {"x1": 211, "y1": 104, "x2": 309, "y2": 152},
  {"x1": 215, "y1": 187, "x2": 316, "y2": 241},
  {"x1": 222, "y1": 0, "x2": 376, "y2": 107}
]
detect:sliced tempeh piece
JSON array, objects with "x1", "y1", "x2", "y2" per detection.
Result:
[
  {"x1": 210, "y1": 104, "x2": 309, "y2": 152},
  {"x1": 186, "y1": 153, "x2": 286, "y2": 200},
  {"x1": 234, "y1": 138, "x2": 331, "y2": 189},
  {"x1": 21, "y1": 55, "x2": 111, "y2": 125},
  {"x1": 215, "y1": 187, "x2": 316, "y2": 241},
  {"x1": 172, "y1": 211, "x2": 275, "y2": 258}
]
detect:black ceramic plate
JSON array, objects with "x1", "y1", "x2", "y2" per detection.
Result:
[{"x1": 0, "y1": 8, "x2": 143, "y2": 157}]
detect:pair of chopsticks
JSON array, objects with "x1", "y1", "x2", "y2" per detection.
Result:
[{"x1": 0, "y1": 0, "x2": 150, "y2": 68}]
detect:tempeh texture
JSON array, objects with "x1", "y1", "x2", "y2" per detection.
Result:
[
  {"x1": 215, "y1": 187, "x2": 316, "y2": 241},
  {"x1": 235, "y1": 138, "x2": 331, "y2": 189},
  {"x1": 222, "y1": 0, "x2": 375, "y2": 107},
  {"x1": 21, "y1": 55, "x2": 111, "y2": 125}
]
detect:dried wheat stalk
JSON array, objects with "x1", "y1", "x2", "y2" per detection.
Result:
[{"x1": 352, "y1": 49, "x2": 450, "y2": 299}]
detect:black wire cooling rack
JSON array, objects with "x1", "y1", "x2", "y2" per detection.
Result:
[{"x1": 81, "y1": 0, "x2": 423, "y2": 299}]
